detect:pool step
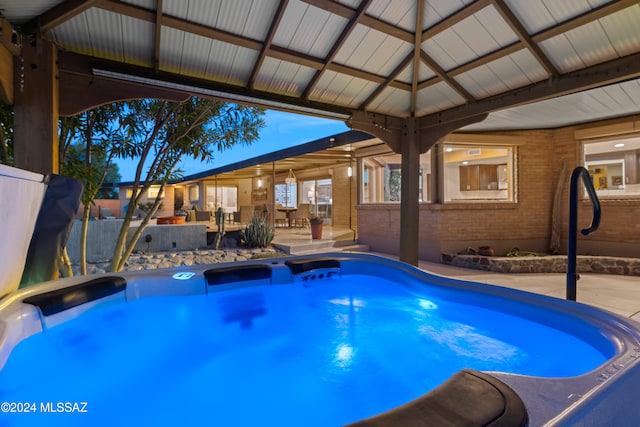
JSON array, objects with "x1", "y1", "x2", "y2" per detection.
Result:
[{"x1": 272, "y1": 240, "x2": 369, "y2": 255}]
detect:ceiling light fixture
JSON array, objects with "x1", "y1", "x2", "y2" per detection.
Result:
[
  {"x1": 285, "y1": 169, "x2": 296, "y2": 185},
  {"x1": 614, "y1": 143, "x2": 625, "y2": 148},
  {"x1": 92, "y1": 69, "x2": 351, "y2": 120}
]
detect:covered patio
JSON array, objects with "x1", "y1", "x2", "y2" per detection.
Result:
[{"x1": 2, "y1": 0, "x2": 640, "y2": 265}]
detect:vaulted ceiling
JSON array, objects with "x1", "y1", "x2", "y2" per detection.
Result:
[{"x1": 2, "y1": 0, "x2": 640, "y2": 131}]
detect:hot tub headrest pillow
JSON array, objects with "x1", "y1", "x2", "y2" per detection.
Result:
[{"x1": 344, "y1": 368, "x2": 528, "y2": 427}]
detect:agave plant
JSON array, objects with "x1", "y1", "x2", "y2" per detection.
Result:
[{"x1": 241, "y1": 215, "x2": 275, "y2": 248}]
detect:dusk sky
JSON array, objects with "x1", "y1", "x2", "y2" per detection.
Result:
[{"x1": 115, "y1": 109, "x2": 350, "y2": 182}]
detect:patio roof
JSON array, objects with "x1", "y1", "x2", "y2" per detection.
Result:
[
  {"x1": 116, "y1": 129, "x2": 377, "y2": 186},
  {"x1": 2, "y1": 0, "x2": 639, "y2": 130},
  {"x1": 181, "y1": 129, "x2": 376, "y2": 182}
]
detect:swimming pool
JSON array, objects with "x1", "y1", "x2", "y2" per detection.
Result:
[{"x1": 1, "y1": 253, "x2": 639, "y2": 426}]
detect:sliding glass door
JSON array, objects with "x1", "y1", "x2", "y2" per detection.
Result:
[{"x1": 301, "y1": 178, "x2": 332, "y2": 223}]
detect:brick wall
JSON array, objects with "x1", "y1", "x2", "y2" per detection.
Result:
[
  {"x1": 358, "y1": 118, "x2": 640, "y2": 261},
  {"x1": 554, "y1": 123, "x2": 640, "y2": 256}
]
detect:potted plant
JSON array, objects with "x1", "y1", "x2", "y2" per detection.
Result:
[{"x1": 309, "y1": 215, "x2": 324, "y2": 240}]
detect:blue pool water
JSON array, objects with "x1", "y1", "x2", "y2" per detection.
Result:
[{"x1": 0, "y1": 274, "x2": 610, "y2": 426}]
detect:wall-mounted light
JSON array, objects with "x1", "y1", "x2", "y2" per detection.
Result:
[
  {"x1": 347, "y1": 166, "x2": 353, "y2": 177},
  {"x1": 257, "y1": 178, "x2": 263, "y2": 188}
]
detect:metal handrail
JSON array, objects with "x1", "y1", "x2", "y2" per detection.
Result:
[{"x1": 567, "y1": 166, "x2": 601, "y2": 301}]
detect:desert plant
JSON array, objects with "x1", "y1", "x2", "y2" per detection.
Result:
[
  {"x1": 308, "y1": 215, "x2": 324, "y2": 225},
  {"x1": 213, "y1": 207, "x2": 226, "y2": 250},
  {"x1": 241, "y1": 215, "x2": 275, "y2": 248}
]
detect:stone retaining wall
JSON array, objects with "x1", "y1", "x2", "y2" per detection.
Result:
[
  {"x1": 66, "y1": 220, "x2": 207, "y2": 263},
  {"x1": 441, "y1": 254, "x2": 640, "y2": 276}
]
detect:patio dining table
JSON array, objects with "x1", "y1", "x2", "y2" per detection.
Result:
[{"x1": 276, "y1": 207, "x2": 297, "y2": 227}]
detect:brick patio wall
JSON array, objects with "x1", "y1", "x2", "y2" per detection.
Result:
[{"x1": 357, "y1": 117, "x2": 640, "y2": 262}]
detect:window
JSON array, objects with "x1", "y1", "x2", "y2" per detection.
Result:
[
  {"x1": 205, "y1": 185, "x2": 238, "y2": 212},
  {"x1": 583, "y1": 136, "x2": 640, "y2": 198},
  {"x1": 188, "y1": 185, "x2": 199, "y2": 201},
  {"x1": 147, "y1": 186, "x2": 165, "y2": 199},
  {"x1": 275, "y1": 183, "x2": 297, "y2": 208},
  {"x1": 360, "y1": 151, "x2": 431, "y2": 203},
  {"x1": 443, "y1": 144, "x2": 515, "y2": 203}
]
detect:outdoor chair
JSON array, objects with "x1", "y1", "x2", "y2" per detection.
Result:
[
  {"x1": 238, "y1": 205, "x2": 254, "y2": 224},
  {"x1": 274, "y1": 204, "x2": 289, "y2": 228},
  {"x1": 289, "y1": 203, "x2": 311, "y2": 228},
  {"x1": 194, "y1": 211, "x2": 213, "y2": 222}
]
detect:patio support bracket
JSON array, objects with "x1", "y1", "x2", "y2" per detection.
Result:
[{"x1": 352, "y1": 111, "x2": 489, "y2": 266}]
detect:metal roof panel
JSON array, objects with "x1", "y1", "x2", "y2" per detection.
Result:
[
  {"x1": 424, "y1": 28, "x2": 475, "y2": 70},
  {"x1": 337, "y1": 0, "x2": 361, "y2": 7},
  {"x1": 415, "y1": 82, "x2": 466, "y2": 116},
  {"x1": 367, "y1": 0, "x2": 415, "y2": 32},
  {"x1": 563, "y1": 21, "x2": 619, "y2": 67},
  {"x1": 206, "y1": 43, "x2": 259, "y2": 86},
  {"x1": 424, "y1": 0, "x2": 474, "y2": 28},
  {"x1": 310, "y1": 70, "x2": 377, "y2": 108},
  {"x1": 178, "y1": 32, "x2": 214, "y2": 79},
  {"x1": 121, "y1": 14, "x2": 155, "y2": 67},
  {"x1": 52, "y1": 8, "x2": 128, "y2": 62},
  {"x1": 540, "y1": 0, "x2": 611, "y2": 25},
  {"x1": 273, "y1": 0, "x2": 347, "y2": 58},
  {"x1": 461, "y1": 49, "x2": 548, "y2": 95},
  {"x1": 396, "y1": 61, "x2": 436, "y2": 84},
  {"x1": 254, "y1": 57, "x2": 316, "y2": 97},
  {"x1": 425, "y1": 6, "x2": 517, "y2": 70},
  {"x1": 159, "y1": 26, "x2": 186, "y2": 74},
  {"x1": 465, "y1": 78, "x2": 640, "y2": 131},
  {"x1": 540, "y1": 35, "x2": 585, "y2": 73},
  {"x1": 123, "y1": 0, "x2": 155, "y2": 9},
  {"x1": 0, "y1": 0, "x2": 65, "y2": 25},
  {"x1": 337, "y1": 24, "x2": 413, "y2": 75},
  {"x1": 541, "y1": 4, "x2": 640, "y2": 73},
  {"x1": 599, "y1": 4, "x2": 640, "y2": 57},
  {"x1": 504, "y1": 0, "x2": 611, "y2": 34},
  {"x1": 163, "y1": 0, "x2": 194, "y2": 20},
  {"x1": 85, "y1": 9, "x2": 127, "y2": 62},
  {"x1": 48, "y1": 11, "x2": 92, "y2": 55},
  {"x1": 367, "y1": 86, "x2": 411, "y2": 117},
  {"x1": 455, "y1": 66, "x2": 508, "y2": 99}
]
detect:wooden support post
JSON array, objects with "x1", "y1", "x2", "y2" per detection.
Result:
[
  {"x1": 400, "y1": 118, "x2": 420, "y2": 265},
  {"x1": 14, "y1": 39, "x2": 59, "y2": 175}
]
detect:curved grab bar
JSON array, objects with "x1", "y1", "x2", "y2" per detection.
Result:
[{"x1": 567, "y1": 166, "x2": 601, "y2": 301}]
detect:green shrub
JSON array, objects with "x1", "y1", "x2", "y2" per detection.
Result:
[{"x1": 241, "y1": 215, "x2": 275, "y2": 248}]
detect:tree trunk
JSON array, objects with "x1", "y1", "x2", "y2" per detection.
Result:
[
  {"x1": 110, "y1": 189, "x2": 164, "y2": 272},
  {"x1": 58, "y1": 247, "x2": 73, "y2": 278}
]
